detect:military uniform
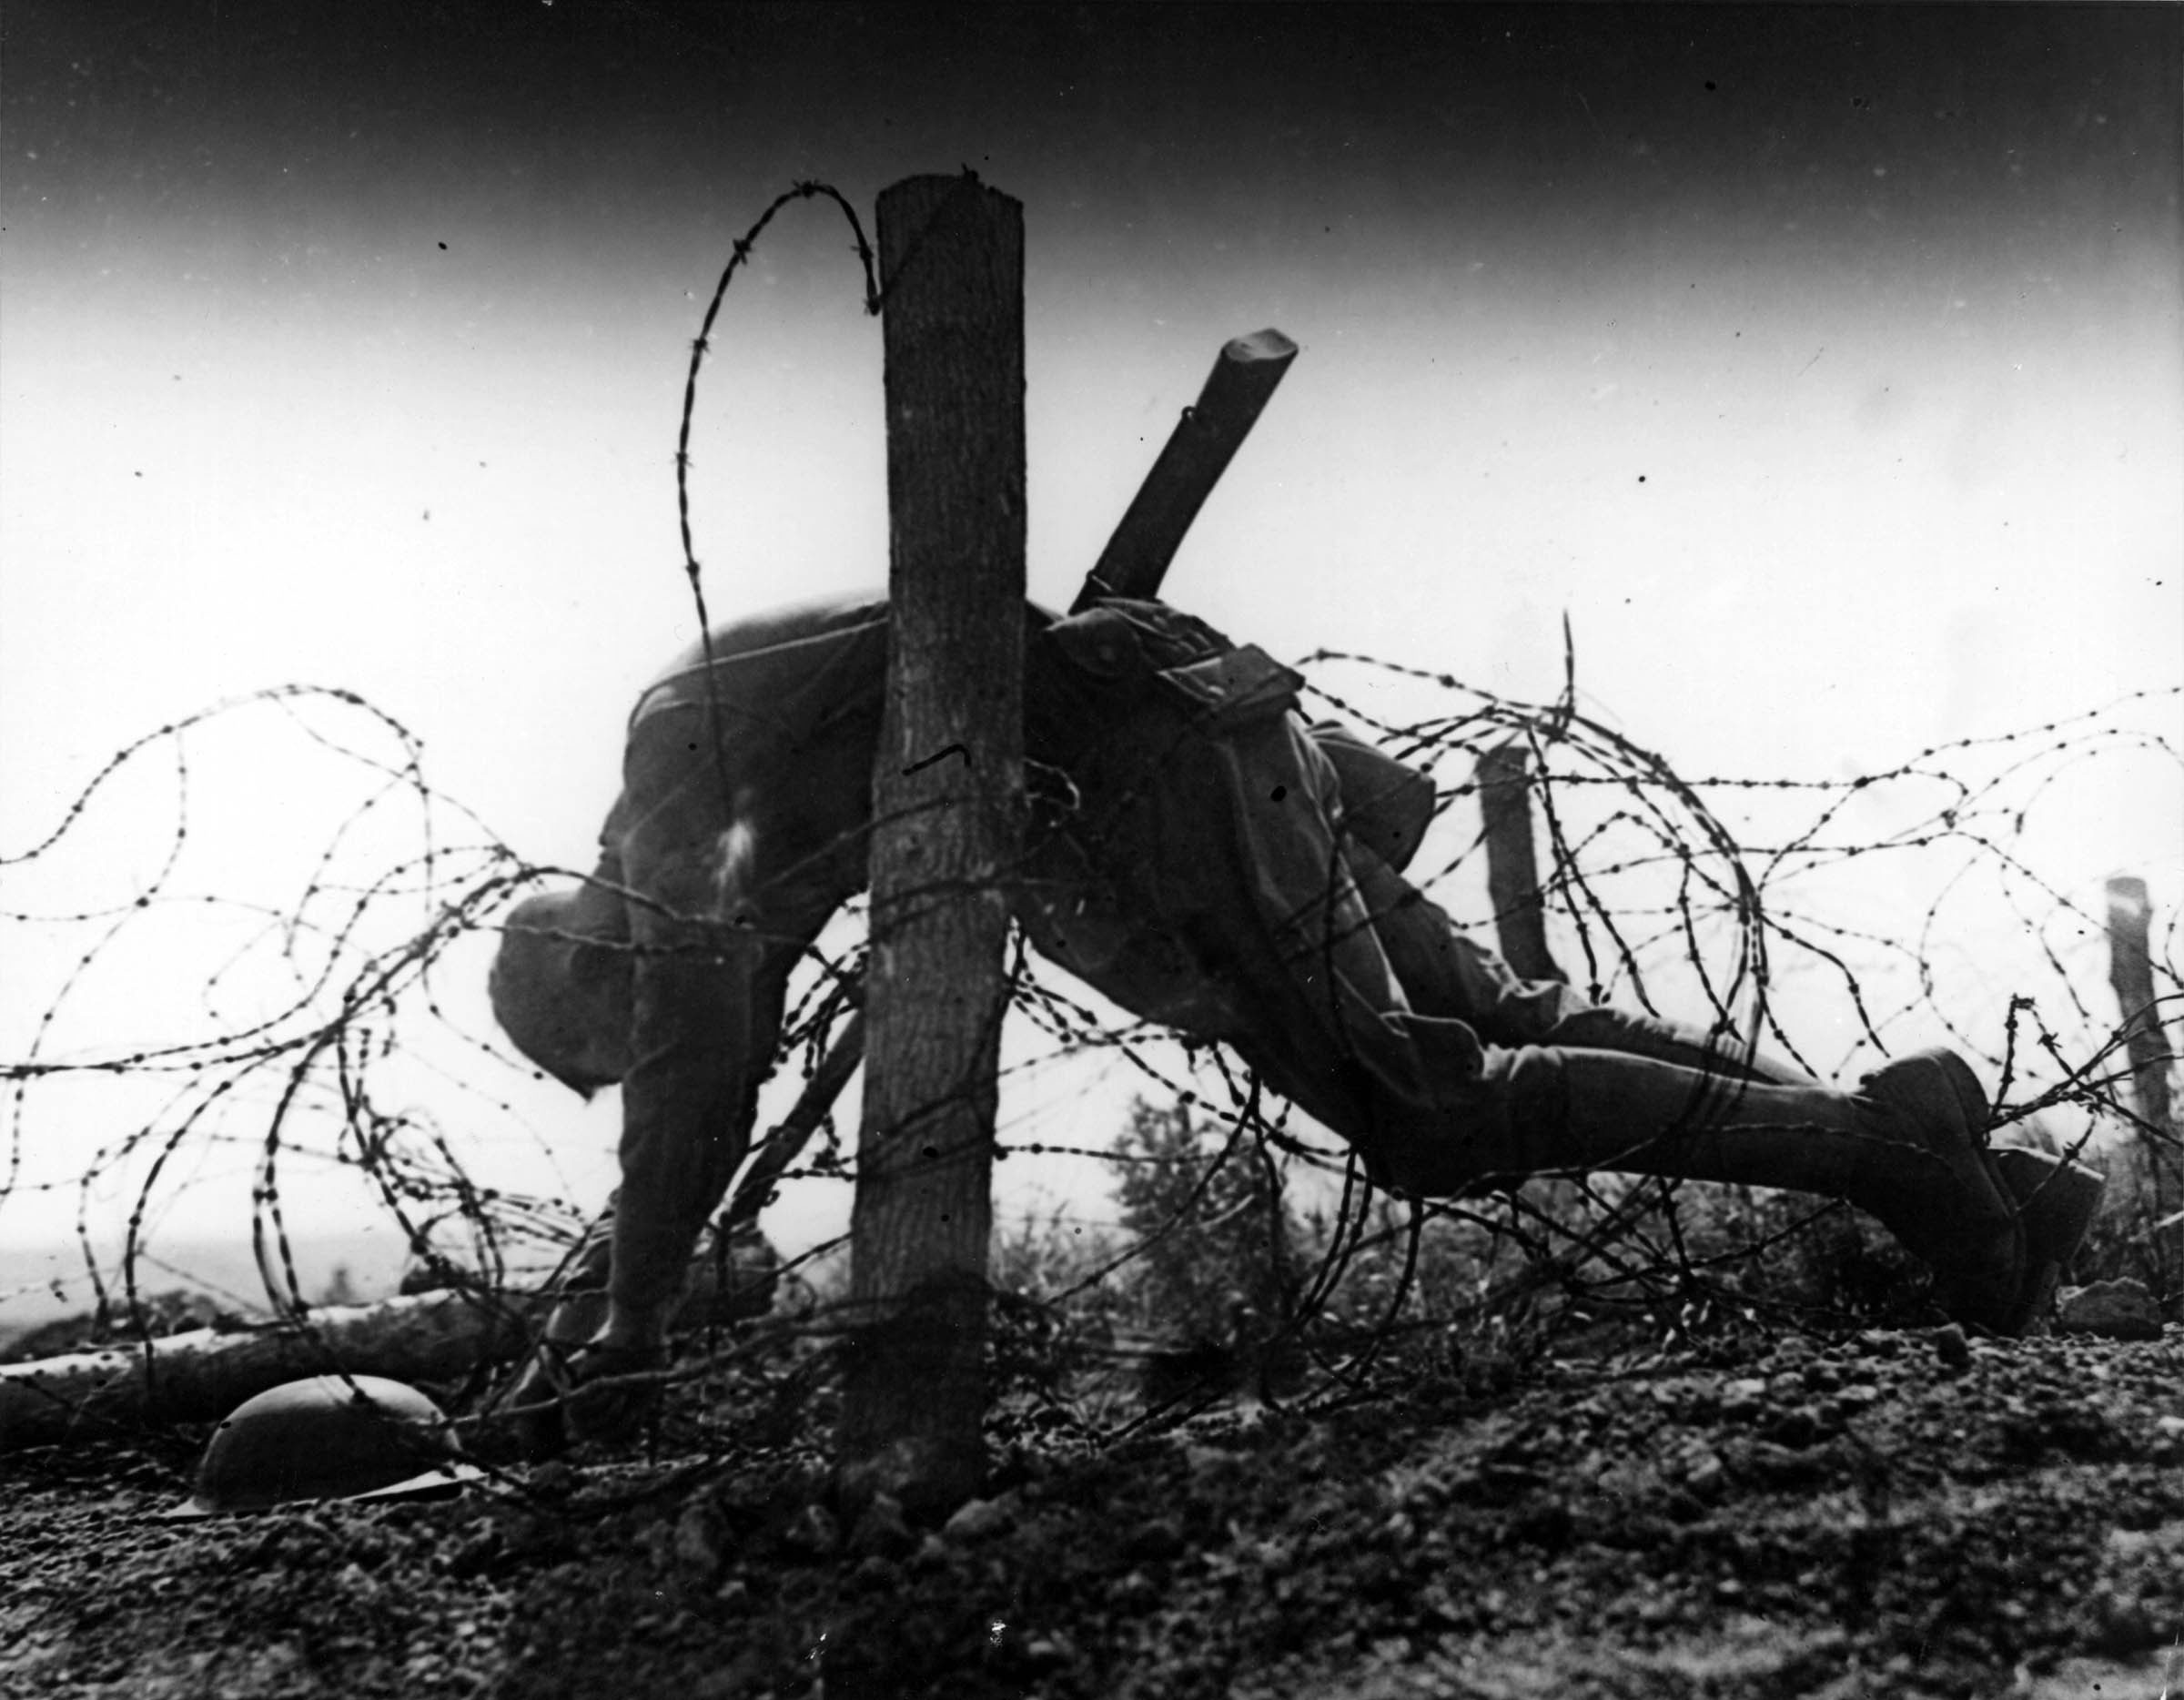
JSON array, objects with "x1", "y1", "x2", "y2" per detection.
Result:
[{"x1": 491, "y1": 594, "x2": 2101, "y2": 1443}]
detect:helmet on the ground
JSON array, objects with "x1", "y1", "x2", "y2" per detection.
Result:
[{"x1": 171, "y1": 1374, "x2": 482, "y2": 1516}]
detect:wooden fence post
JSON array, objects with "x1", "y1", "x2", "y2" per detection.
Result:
[
  {"x1": 2106, "y1": 875, "x2": 2181, "y2": 1290},
  {"x1": 1477, "y1": 742, "x2": 1565, "y2": 986},
  {"x1": 836, "y1": 174, "x2": 1026, "y2": 1514}
]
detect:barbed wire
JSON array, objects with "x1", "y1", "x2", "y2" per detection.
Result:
[
  {"x1": 1, "y1": 653, "x2": 2173, "y2": 1386},
  {"x1": 672, "y1": 180, "x2": 879, "y2": 830},
  {"x1": 4, "y1": 177, "x2": 2176, "y2": 1457}
]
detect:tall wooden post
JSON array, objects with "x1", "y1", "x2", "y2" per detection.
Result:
[
  {"x1": 837, "y1": 175, "x2": 1025, "y2": 1513},
  {"x1": 2106, "y1": 875, "x2": 2180, "y2": 1288}
]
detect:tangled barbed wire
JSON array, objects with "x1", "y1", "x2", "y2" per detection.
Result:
[
  {"x1": 2, "y1": 644, "x2": 2174, "y2": 1400},
  {"x1": 5, "y1": 177, "x2": 2177, "y2": 1456}
]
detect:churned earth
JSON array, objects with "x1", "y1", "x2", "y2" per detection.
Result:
[{"x1": 4, "y1": 1321, "x2": 2180, "y2": 1700}]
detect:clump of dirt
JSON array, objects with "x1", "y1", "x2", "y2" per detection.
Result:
[{"x1": 6, "y1": 1322, "x2": 2179, "y2": 1699}]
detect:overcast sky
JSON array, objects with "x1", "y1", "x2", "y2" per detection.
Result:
[{"x1": 4, "y1": 5, "x2": 2179, "y2": 1288}]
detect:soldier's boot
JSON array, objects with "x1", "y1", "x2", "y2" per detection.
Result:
[{"x1": 1512, "y1": 1046, "x2": 2105, "y2": 1334}]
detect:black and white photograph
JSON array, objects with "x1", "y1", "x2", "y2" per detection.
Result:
[{"x1": 3, "y1": 5, "x2": 2179, "y2": 1695}]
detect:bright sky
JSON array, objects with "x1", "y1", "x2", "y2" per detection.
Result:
[{"x1": 4, "y1": 7, "x2": 2179, "y2": 1305}]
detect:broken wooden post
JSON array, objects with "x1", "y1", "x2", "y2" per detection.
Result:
[
  {"x1": 1073, "y1": 329, "x2": 1298, "y2": 611},
  {"x1": 1477, "y1": 741, "x2": 1565, "y2": 986},
  {"x1": 837, "y1": 173, "x2": 1025, "y2": 1513},
  {"x1": 2106, "y1": 875, "x2": 2181, "y2": 1286}
]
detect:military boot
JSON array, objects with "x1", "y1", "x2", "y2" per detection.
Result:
[{"x1": 1510, "y1": 1045, "x2": 2105, "y2": 1334}]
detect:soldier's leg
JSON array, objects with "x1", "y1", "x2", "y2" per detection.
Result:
[
  {"x1": 1027, "y1": 612, "x2": 2098, "y2": 1331},
  {"x1": 1369, "y1": 1037, "x2": 2101, "y2": 1334},
  {"x1": 1337, "y1": 840, "x2": 2107, "y2": 1329},
  {"x1": 1346, "y1": 844, "x2": 1821, "y2": 1088}
]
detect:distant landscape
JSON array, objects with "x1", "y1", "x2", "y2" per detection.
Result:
[{"x1": 0, "y1": 1229, "x2": 414, "y2": 1356}]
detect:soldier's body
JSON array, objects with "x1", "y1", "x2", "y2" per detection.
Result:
[{"x1": 490, "y1": 593, "x2": 2102, "y2": 1448}]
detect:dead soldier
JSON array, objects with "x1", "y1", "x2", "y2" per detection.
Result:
[{"x1": 489, "y1": 592, "x2": 2104, "y2": 1451}]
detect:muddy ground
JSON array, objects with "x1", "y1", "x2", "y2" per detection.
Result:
[{"x1": 4, "y1": 1319, "x2": 2180, "y2": 1700}]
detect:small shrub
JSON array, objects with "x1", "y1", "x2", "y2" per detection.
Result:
[{"x1": 1108, "y1": 1097, "x2": 1311, "y2": 1355}]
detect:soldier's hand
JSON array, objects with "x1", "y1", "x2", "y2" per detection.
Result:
[{"x1": 507, "y1": 1328, "x2": 670, "y2": 1457}]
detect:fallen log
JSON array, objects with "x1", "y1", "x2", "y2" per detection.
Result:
[{"x1": 0, "y1": 1240, "x2": 776, "y2": 1452}]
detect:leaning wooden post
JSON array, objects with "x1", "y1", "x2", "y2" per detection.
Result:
[
  {"x1": 2106, "y1": 875, "x2": 2181, "y2": 1288},
  {"x1": 837, "y1": 174, "x2": 1026, "y2": 1513},
  {"x1": 1477, "y1": 742, "x2": 1565, "y2": 986},
  {"x1": 1073, "y1": 329, "x2": 1298, "y2": 611}
]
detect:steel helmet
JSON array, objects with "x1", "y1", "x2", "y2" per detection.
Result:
[{"x1": 171, "y1": 1374, "x2": 483, "y2": 1516}]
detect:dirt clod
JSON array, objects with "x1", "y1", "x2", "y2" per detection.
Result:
[{"x1": 2057, "y1": 1278, "x2": 2168, "y2": 1341}]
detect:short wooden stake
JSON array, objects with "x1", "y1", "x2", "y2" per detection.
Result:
[
  {"x1": 1478, "y1": 742, "x2": 1566, "y2": 986},
  {"x1": 836, "y1": 173, "x2": 1026, "y2": 1514}
]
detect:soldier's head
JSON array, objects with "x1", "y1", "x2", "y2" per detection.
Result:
[{"x1": 489, "y1": 888, "x2": 633, "y2": 1098}]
